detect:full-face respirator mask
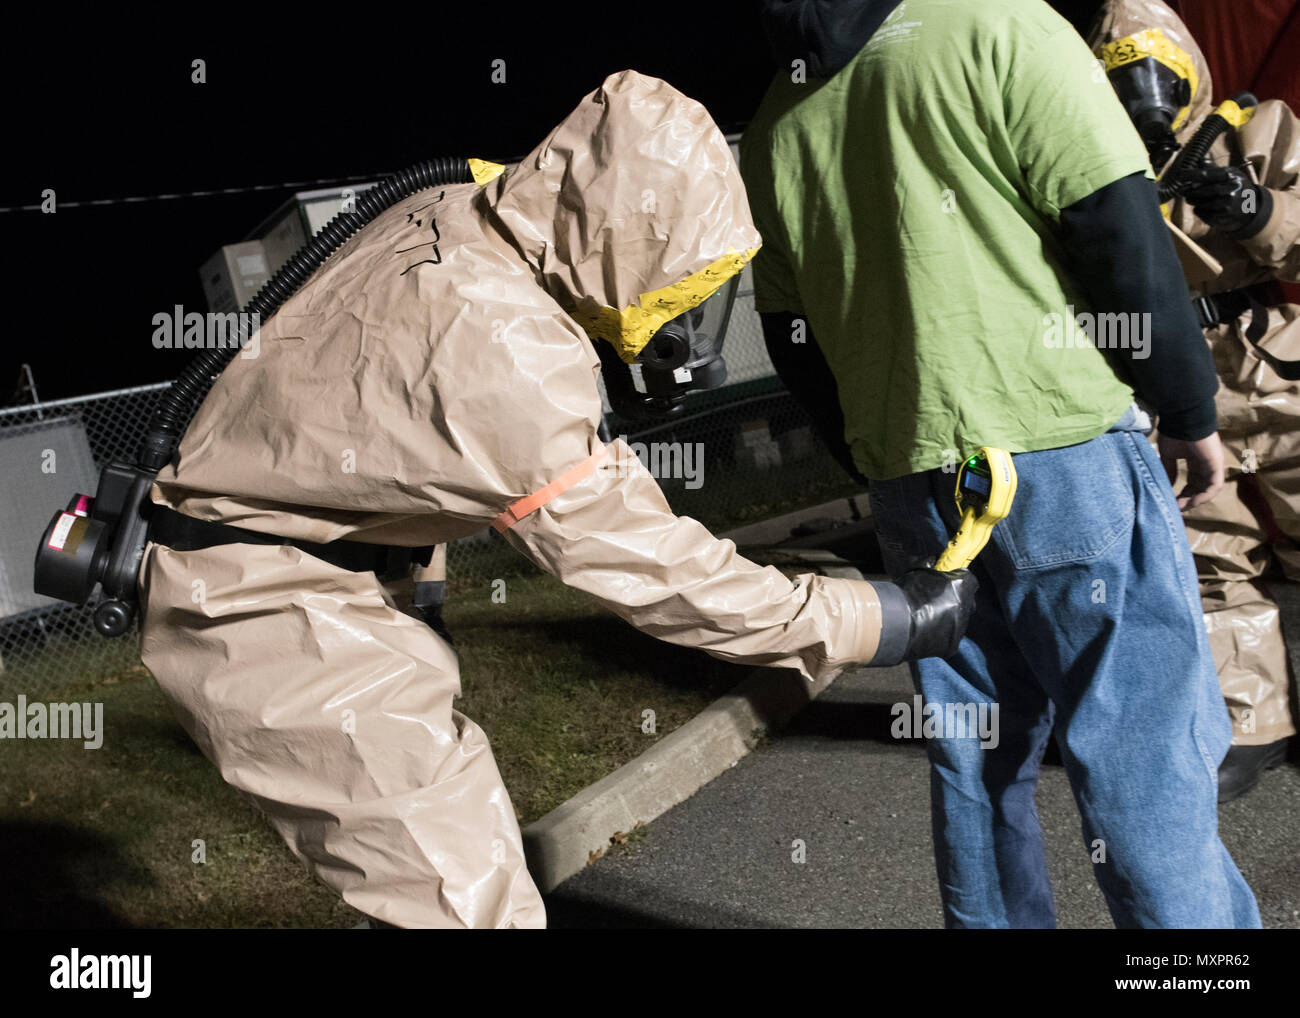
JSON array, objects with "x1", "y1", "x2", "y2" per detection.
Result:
[
  {"x1": 594, "y1": 273, "x2": 740, "y2": 421},
  {"x1": 1107, "y1": 56, "x2": 1192, "y2": 167},
  {"x1": 1097, "y1": 28, "x2": 1199, "y2": 170}
]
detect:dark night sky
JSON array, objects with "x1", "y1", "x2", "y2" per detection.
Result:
[{"x1": 1, "y1": 2, "x2": 1102, "y2": 403}]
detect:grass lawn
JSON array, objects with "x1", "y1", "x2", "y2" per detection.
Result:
[{"x1": 0, "y1": 570, "x2": 756, "y2": 928}]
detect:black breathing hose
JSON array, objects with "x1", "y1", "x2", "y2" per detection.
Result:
[
  {"x1": 139, "y1": 157, "x2": 473, "y2": 469},
  {"x1": 1157, "y1": 92, "x2": 1257, "y2": 204}
]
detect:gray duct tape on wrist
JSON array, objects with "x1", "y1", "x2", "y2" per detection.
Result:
[
  {"x1": 868, "y1": 581, "x2": 912, "y2": 667},
  {"x1": 413, "y1": 580, "x2": 446, "y2": 609}
]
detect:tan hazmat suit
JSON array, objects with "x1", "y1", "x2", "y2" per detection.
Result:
[
  {"x1": 1090, "y1": 1, "x2": 1300, "y2": 747},
  {"x1": 138, "y1": 70, "x2": 891, "y2": 928}
]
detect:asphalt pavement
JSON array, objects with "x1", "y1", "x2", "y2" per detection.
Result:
[{"x1": 544, "y1": 577, "x2": 1300, "y2": 930}]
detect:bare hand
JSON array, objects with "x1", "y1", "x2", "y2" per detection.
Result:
[{"x1": 1157, "y1": 432, "x2": 1225, "y2": 510}]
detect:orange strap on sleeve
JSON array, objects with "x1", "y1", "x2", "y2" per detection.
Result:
[{"x1": 492, "y1": 443, "x2": 609, "y2": 533}]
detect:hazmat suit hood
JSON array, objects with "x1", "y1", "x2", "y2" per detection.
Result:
[
  {"x1": 1088, "y1": 0, "x2": 1214, "y2": 147},
  {"x1": 484, "y1": 70, "x2": 762, "y2": 363},
  {"x1": 152, "y1": 71, "x2": 765, "y2": 546}
]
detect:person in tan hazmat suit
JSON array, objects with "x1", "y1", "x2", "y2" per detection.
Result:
[
  {"x1": 1090, "y1": 0, "x2": 1300, "y2": 801},
  {"x1": 136, "y1": 71, "x2": 977, "y2": 928}
]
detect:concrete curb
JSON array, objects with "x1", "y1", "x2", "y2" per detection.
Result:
[
  {"x1": 520, "y1": 493, "x2": 869, "y2": 894},
  {"x1": 715, "y1": 492, "x2": 870, "y2": 548},
  {"x1": 522, "y1": 665, "x2": 837, "y2": 893}
]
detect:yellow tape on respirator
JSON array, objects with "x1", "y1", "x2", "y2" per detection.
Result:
[
  {"x1": 1099, "y1": 28, "x2": 1200, "y2": 130},
  {"x1": 570, "y1": 246, "x2": 760, "y2": 363},
  {"x1": 1214, "y1": 98, "x2": 1256, "y2": 130}
]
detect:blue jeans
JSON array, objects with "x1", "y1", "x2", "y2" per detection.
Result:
[{"x1": 869, "y1": 408, "x2": 1261, "y2": 928}]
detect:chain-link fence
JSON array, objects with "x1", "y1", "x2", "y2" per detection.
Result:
[{"x1": 0, "y1": 384, "x2": 167, "y2": 691}]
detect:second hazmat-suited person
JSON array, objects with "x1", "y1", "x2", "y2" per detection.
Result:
[
  {"x1": 135, "y1": 71, "x2": 976, "y2": 928},
  {"x1": 1090, "y1": 0, "x2": 1300, "y2": 802}
]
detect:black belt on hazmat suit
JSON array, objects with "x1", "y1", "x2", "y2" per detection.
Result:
[
  {"x1": 1193, "y1": 280, "x2": 1300, "y2": 380},
  {"x1": 148, "y1": 506, "x2": 429, "y2": 581}
]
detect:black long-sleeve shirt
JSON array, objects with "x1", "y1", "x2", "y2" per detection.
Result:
[{"x1": 1057, "y1": 171, "x2": 1218, "y2": 440}]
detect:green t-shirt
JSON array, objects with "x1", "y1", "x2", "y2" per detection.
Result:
[{"x1": 740, "y1": 0, "x2": 1151, "y2": 480}]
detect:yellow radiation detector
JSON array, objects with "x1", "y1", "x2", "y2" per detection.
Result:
[{"x1": 934, "y1": 447, "x2": 1017, "y2": 572}]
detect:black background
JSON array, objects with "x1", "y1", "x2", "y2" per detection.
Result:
[{"x1": 0, "y1": 2, "x2": 1102, "y2": 402}]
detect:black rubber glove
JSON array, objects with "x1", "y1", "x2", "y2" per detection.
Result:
[
  {"x1": 1183, "y1": 163, "x2": 1274, "y2": 239},
  {"x1": 871, "y1": 568, "x2": 978, "y2": 666}
]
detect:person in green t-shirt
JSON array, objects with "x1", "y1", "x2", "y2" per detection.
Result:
[{"x1": 741, "y1": 0, "x2": 1259, "y2": 928}]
